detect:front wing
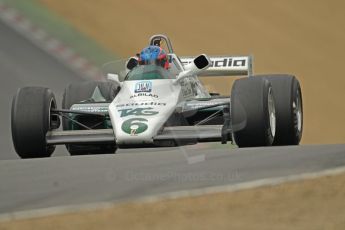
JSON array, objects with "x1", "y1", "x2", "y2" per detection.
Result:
[{"x1": 46, "y1": 125, "x2": 230, "y2": 146}]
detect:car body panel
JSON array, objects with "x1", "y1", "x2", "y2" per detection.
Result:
[{"x1": 48, "y1": 35, "x2": 253, "y2": 147}]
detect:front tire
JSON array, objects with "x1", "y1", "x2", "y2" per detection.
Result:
[
  {"x1": 255, "y1": 75, "x2": 303, "y2": 145},
  {"x1": 62, "y1": 81, "x2": 119, "y2": 155},
  {"x1": 231, "y1": 77, "x2": 276, "y2": 147},
  {"x1": 11, "y1": 87, "x2": 57, "y2": 158}
]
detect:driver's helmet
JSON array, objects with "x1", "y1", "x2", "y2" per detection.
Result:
[{"x1": 138, "y1": 45, "x2": 169, "y2": 69}]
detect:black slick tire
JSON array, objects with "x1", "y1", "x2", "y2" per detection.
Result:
[
  {"x1": 11, "y1": 87, "x2": 57, "y2": 158},
  {"x1": 62, "y1": 81, "x2": 119, "y2": 155},
  {"x1": 231, "y1": 77, "x2": 276, "y2": 147},
  {"x1": 255, "y1": 75, "x2": 303, "y2": 145}
]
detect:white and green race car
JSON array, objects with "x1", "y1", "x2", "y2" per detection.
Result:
[{"x1": 11, "y1": 35, "x2": 303, "y2": 158}]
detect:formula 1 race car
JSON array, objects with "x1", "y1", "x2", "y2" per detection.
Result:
[{"x1": 11, "y1": 34, "x2": 303, "y2": 158}]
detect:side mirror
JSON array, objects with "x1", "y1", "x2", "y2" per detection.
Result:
[
  {"x1": 126, "y1": 57, "x2": 138, "y2": 70},
  {"x1": 175, "y1": 54, "x2": 211, "y2": 83},
  {"x1": 107, "y1": 73, "x2": 122, "y2": 86}
]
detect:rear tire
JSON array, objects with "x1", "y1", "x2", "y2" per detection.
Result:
[
  {"x1": 255, "y1": 75, "x2": 303, "y2": 145},
  {"x1": 62, "y1": 81, "x2": 119, "y2": 155},
  {"x1": 11, "y1": 87, "x2": 57, "y2": 158},
  {"x1": 231, "y1": 77, "x2": 276, "y2": 147}
]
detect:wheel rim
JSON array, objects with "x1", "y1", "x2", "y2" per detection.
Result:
[
  {"x1": 49, "y1": 98, "x2": 60, "y2": 130},
  {"x1": 293, "y1": 90, "x2": 302, "y2": 132},
  {"x1": 49, "y1": 98, "x2": 55, "y2": 129},
  {"x1": 268, "y1": 87, "x2": 276, "y2": 138}
]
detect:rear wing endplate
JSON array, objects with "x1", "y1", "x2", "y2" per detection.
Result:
[{"x1": 180, "y1": 56, "x2": 253, "y2": 77}]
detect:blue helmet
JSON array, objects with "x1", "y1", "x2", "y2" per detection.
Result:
[{"x1": 139, "y1": 46, "x2": 169, "y2": 69}]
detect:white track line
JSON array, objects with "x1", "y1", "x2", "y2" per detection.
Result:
[
  {"x1": 0, "y1": 2, "x2": 102, "y2": 80},
  {"x1": 1, "y1": 166, "x2": 345, "y2": 222}
]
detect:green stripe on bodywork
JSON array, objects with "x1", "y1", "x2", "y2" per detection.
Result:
[{"x1": 69, "y1": 103, "x2": 112, "y2": 130}]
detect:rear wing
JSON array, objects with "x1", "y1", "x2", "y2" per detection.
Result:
[{"x1": 180, "y1": 56, "x2": 253, "y2": 77}]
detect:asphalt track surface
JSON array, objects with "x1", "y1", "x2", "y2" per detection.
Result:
[
  {"x1": 0, "y1": 144, "x2": 345, "y2": 214},
  {"x1": 1, "y1": 20, "x2": 345, "y2": 215}
]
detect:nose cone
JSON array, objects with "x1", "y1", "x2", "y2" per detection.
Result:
[{"x1": 109, "y1": 80, "x2": 180, "y2": 145}]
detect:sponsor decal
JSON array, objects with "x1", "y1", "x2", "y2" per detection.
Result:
[
  {"x1": 134, "y1": 81, "x2": 152, "y2": 93},
  {"x1": 183, "y1": 102, "x2": 223, "y2": 111},
  {"x1": 71, "y1": 106, "x2": 108, "y2": 113},
  {"x1": 182, "y1": 57, "x2": 247, "y2": 68},
  {"x1": 130, "y1": 93, "x2": 158, "y2": 99},
  {"x1": 185, "y1": 102, "x2": 219, "y2": 108},
  {"x1": 116, "y1": 102, "x2": 167, "y2": 107},
  {"x1": 118, "y1": 107, "x2": 159, "y2": 117},
  {"x1": 122, "y1": 118, "x2": 148, "y2": 135},
  {"x1": 180, "y1": 80, "x2": 194, "y2": 98}
]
